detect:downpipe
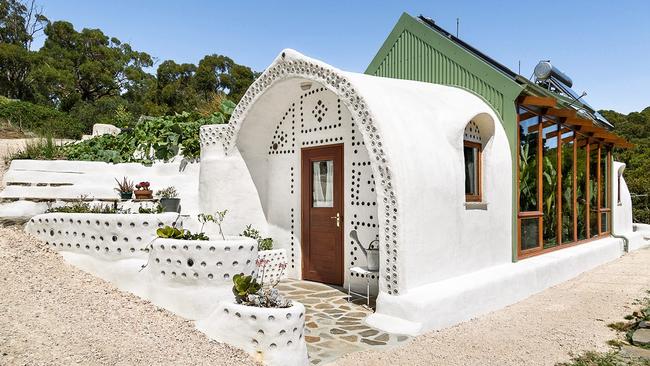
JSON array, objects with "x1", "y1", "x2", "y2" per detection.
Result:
[{"x1": 610, "y1": 204, "x2": 630, "y2": 253}]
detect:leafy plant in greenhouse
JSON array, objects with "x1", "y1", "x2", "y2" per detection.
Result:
[
  {"x1": 519, "y1": 143, "x2": 537, "y2": 211},
  {"x1": 542, "y1": 154, "x2": 557, "y2": 245}
]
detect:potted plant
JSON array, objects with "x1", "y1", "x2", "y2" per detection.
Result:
[
  {"x1": 114, "y1": 177, "x2": 134, "y2": 200},
  {"x1": 134, "y1": 181, "x2": 153, "y2": 200},
  {"x1": 156, "y1": 186, "x2": 180, "y2": 212}
]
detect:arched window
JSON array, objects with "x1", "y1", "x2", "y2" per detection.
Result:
[{"x1": 464, "y1": 120, "x2": 482, "y2": 202}]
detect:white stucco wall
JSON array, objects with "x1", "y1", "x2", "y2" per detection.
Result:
[
  {"x1": 232, "y1": 81, "x2": 380, "y2": 290},
  {"x1": 198, "y1": 147, "x2": 268, "y2": 238},
  {"x1": 611, "y1": 161, "x2": 650, "y2": 251},
  {"x1": 199, "y1": 50, "x2": 512, "y2": 297},
  {"x1": 612, "y1": 162, "x2": 633, "y2": 234},
  {"x1": 1, "y1": 159, "x2": 201, "y2": 220},
  {"x1": 342, "y1": 73, "x2": 512, "y2": 290}
]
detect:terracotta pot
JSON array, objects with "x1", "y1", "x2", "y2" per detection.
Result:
[{"x1": 134, "y1": 189, "x2": 153, "y2": 200}]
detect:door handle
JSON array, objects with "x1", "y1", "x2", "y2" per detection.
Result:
[{"x1": 330, "y1": 212, "x2": 340, "y2": 227}]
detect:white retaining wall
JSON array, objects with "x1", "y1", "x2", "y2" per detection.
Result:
[
  {"x1": 25, "y1": 212, "x2": 180, "y2": 260},
  {"x1": 149, "y1": 237, "x2": 258, "y2": 285},
  {"x1": 197, "y1": 301, "x2": 308, "y2": 366},
  {"x1": 1, "y1": 159, "x2": 200, "y2": 222},
  {"x1": 368, "y1": 236, "x2": 626, "y2": 335},
  {"x1": 612, "y1": 162, "x2": 650, "y2": 251}
]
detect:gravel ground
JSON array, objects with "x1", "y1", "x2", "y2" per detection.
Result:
[
  {"x1": 335, "y1": 247, "x2": 650, "y2": 366},
  {"x1": 0, "y1": 226, "x2": 258, "y2": 366},
  {"x1": 0, "y1": 141, "x2": 258, "y2": 366}
]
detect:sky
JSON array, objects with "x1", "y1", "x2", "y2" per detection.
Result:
[{"x1": 34, "y1": 0, "x2": 650, "y2": 114}]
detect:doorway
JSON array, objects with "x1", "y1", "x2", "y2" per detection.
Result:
[{"x1": 301, "y1": 144, "x2": 344, "y2": 285}]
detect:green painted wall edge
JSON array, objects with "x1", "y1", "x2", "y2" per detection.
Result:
[{"x1": 365, "y1": 12, "x2": 525, "y2": 262}]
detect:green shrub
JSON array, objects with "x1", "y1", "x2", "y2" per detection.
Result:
[
  {"x1": 5, "y1": 137, "x2": 65, "y2": 163},
  {"x1": 60, "y1": 102, "x2": 233, "y2": 164},
  {"x1": 259, "y1": 238, "x2": 273, "y2": 251},
  {"x1": 46, "y1": 201, "x2": 118, "y2": 214},
  {"x1": 5, "y1": 99, "x2": 234, "y2": 165},
  {"x1": 241, "y1": 224, "x2": 273, "y2": 251},
  {"x1": 0, "y1": 100, "x2": 85, "y2": 139}
]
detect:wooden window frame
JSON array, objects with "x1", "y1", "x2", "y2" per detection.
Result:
[
  {"x1": 598, "y1": 148, "x2": 612, "y2": 235},
  {"x1": 516, "y1": 104, "x2": 614, "y2": 260},
  {"x1": 464, "y1": 140, "x2": 482, "y2": 202},
  {"x1": 617, "y1": 169, "x2": 622, "y2": 206}
]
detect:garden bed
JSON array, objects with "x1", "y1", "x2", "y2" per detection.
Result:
[
  {"x1": 149, "y1": 237, "x2": 258, "y2": 285},
  {"x1": 25, "y1": 212, "x2": 180, "y2": 260},
  {"x1": 198, "y1": 301, "x2": 308, "y2": 366}
]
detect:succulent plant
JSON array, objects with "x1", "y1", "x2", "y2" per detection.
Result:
[
  {"x1": 156, "y1": 226, "x2": 185, "y2": 239},
  {"x1": 156, "y1": 186, "x2": 178, "y2": 199},
  {"x1": 232, "y1": 274, "x2": 262, "y2": 304},
  {"x1": 114, "y1": 176, "x2": 134, "y2": 193}
]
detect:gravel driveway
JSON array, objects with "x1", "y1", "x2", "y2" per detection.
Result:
[{"x1": 334, "y1": 247, "x2": 650, "y2": 366}]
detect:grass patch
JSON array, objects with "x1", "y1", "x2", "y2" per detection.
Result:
[
  {"x1": 557, "y1": 351, "x2": 650, "y2": 366},
  {"x1": 606, "y1": 339, "x2": 626, "y2": 348},
  {"x1": 45, "y1": 200, "x2": 118, "y2": 214},
  {"x1": 557, "y1": 351, "x2": 616, "y2": 366},
  {"x1": 608, "y1": 322, "x2": 635, "y2": 332},
  {"x1": 4, "y1": 137, "x2": 66, "y2": 164}
]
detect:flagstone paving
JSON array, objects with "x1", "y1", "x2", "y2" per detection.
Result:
[{"x1": 277, "y1": 279, "x2": 410, "y2": 365}]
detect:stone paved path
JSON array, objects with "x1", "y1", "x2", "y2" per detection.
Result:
[{"x1": 277, "y1": 280, "x2": 410, "y2": 365}]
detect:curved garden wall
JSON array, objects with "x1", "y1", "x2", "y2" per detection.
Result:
[
  {"x1": 198, "y1": 301, "x2": 308, "y2": 366},
  {"x1": 149, "y1": 237, "x2": 258, "y2": 285},
  {"x1": 25, "y1": 213, "x2": 180, "y2": 260}
]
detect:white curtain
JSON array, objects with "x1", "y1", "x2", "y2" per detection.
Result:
[
  {"x1": 312, "y1": 161, "x2": 333, "y2": 207},
  {"x1": 464, "y1": 147, "x2": 477, "y2": 194}
]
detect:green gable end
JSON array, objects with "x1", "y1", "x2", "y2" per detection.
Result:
[{"x1": 365, "y1": 13, "x2": 523, "y2": 120}]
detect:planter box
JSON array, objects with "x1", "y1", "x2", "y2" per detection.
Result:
[
  {"x1": 198, "y1": 301, "x2": 308, "y2": 366},
  {"x1": 257, "y1": 249, "x2": 288, "y2": 284},
  {"x1": 159, "y1": 198, "x2": 180, "y2": 213},
  {"x1": 150, "y1": 237, "x2": 258, "y2": 285},
  {"x1": 25, "y1": 213, "x2": 180, "y2": 261}
]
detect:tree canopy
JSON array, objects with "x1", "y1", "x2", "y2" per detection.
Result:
[
  {"x1": 600, "y1": 107, "x2": 650, "y2": 224},
  {"x1": 0, "y1": 0, "x2": 258, "y2": 134}
]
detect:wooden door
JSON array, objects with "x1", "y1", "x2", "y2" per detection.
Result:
[{"x1": 301, "y1": 144, "x2": 344, "y2": 285}]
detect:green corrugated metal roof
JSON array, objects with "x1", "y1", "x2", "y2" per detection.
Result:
[{"x1": 365, "y1": 13, "x2": 524, "y2": 119}]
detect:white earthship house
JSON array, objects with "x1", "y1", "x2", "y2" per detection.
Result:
[
  {"x1": 196, "y1": 48, "x2": 648, "y2": 335},
  {"x1": 6, "y1": 47, "x2": 647, "y2": 339},
  {"x1": 5, "y1": 13, "x2": 647, "y2": 364}
]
